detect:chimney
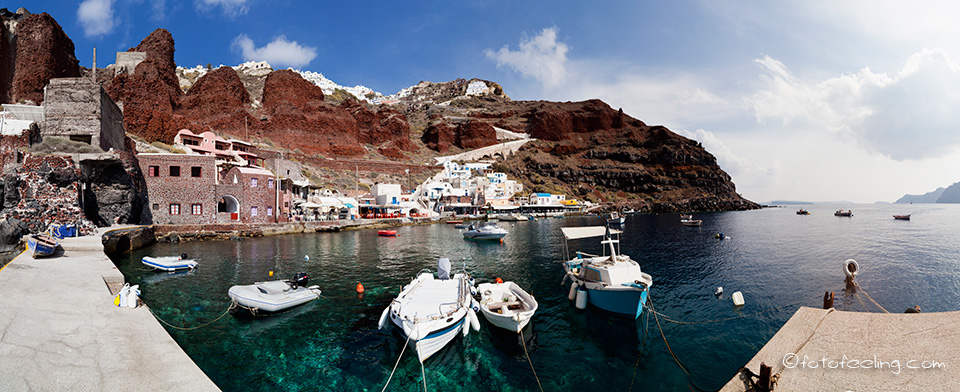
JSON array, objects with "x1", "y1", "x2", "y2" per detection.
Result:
[{"x1": 92, "y1": 47, "x2": 97, "y2": 83}]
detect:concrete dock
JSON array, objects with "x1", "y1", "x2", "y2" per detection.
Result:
[
  {"x1": 0, "y1": 229, "x2": 219, "y2": 391},
  {"x1": 721, "y1": 306, "x2": 958, "y2": 391}
]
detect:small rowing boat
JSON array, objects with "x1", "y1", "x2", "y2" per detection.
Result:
[
  {"x1": 142, "y1": 253, "x2": 198, "y2": 271},
  {"x1": 477, "y1": 280, "x2": 538, "y2": 332},
  {"x1": 27, "y1": 233, "x2": 58, "y2": 258},
  {"x1": 378, "y1": 230, "x2": 398, "y2": 237},
  {"x1": 228, "y1": 273, "x2": 321, "y2": 314}
]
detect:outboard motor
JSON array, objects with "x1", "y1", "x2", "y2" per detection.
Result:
[
  {"x1": 292, "y1": 272, "x2": 309, "y2": 288},
  {"x1": 437, "y1": 258, "x2": 451, "y2": 280},
  {"x1": 180, "y1": 253, "x2": 189, "y2": 259}
]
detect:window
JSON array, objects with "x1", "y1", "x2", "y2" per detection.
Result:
[
  {"x1": 169, "y1": 204, "x2": 180, "y2": 215},
  {"x1": 191, "y1": 166, "x2": 202, "y2": 177},
  {"x1": 191, "y1": 204, "x2": 202, "y2": 215},
  {"x1": 148, "y1": 166, "x2": 159, "y2": 177},
  {"x1": 170, "y1": 166, "x2": 180, "y2": 177},
  {"x1": 152, "y1": 203, "x2": 158, "y2": 210},
  {"x1": 251, "y1": 177, "x2": 258, "y2": 187},
  {"x1": 251, "y1": 206, "x2": 258, "y2": 216},
  {"x1": 267, "y1": 207, "x2": 273, "y2": 216},
  {"x1": 268, "y1": 179, "x2": 274, "y2": 189}
]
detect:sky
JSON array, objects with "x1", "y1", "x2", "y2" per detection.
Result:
[{"x1": 22, "y1": 0, "x2": 960, "y2": 203}]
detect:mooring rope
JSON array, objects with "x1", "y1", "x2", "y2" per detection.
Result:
[
  {"x1": 628, "y1": 307, "x2": 650, "y2": 392},
  {"x1": 642, "y1": 299, "x2": 808, "y2": 325},
  {"x1": 419, "y1": 340, "x2": 428, "y2": 392},
  {"x1": 649, "y1": 295, "x2": 719, "y2": 392},
  {"x1": 853, "y1": 280, "x2": 889, "y2": 313},
  {"x1": 519, "y1": 327, "x2": 544, "y2": 392},
  {"x1": 148, "y1": 300, "x2": 236, "y2": 331},
  {"x1": 380, "y1": 325, "x2": 414, "y2": 392}
]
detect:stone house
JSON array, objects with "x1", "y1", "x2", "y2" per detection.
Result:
[
  {"x1": 41, "y1": 78, "x2": 126, "y2": 151},
  {"x1": 138, "y1": 153, "x2": 280, "y2": 224}
]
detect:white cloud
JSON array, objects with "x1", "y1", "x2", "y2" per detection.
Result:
[
  {"x1": 77, "y1": 0, "x2": 116, "y2": 38},
  {"x1": 196, "y1": 0, "x2": 249, "y2": 17},
  {"x1": 749, "y1": 50, "x2": 960, "y2": 160},
  {"x1": 678, "y1": 128, "x2": 778, "y2": 184},
  {"x1": 151, "y1": 0, "x2": 167, "y2": 21},
  {"x1": 232, "y1": 34, "x2": 318, "y2": 68},
  {"x1": 485, "y1": 27, "x2": 569, "y2": 88}
]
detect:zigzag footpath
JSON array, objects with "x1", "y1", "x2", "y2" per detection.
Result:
[{"x1": 0, "y1": 227, "x2": 219, "y2": 391}]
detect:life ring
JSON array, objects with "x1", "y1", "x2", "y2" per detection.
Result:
[{"x1": 843, "y1": 259, "x2": 859, "y2": 279}]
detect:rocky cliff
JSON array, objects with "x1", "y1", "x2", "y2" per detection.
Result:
[{"x1": 0, "y1": 8, "x2": 80, "y2": 105}]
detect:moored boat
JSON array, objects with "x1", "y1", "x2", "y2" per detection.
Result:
[
  {"x1": 463, "y1": 223, "x2": 508, "y2": 241},
  {"x1": 378, "y1": 258, "x2": 480, "y2": 362},
  {"x1": 796, "y1": 209, "x2": 810, "y2": 215},
  {"x1": 561, "y1": 226, "x2": 653, "y2": 319},
  {"x1": 893, "y1": 214, "x2": 911, "y2": 220},
  {"x1": 27, "y1": 233, "x2": 58, "y2": 258},
  {"x1": 378, "y1": 230, "x2": 398, "y2": 237},
  {"x1": 142, "y1": 254, "x2": 198, "y2": 271},
  {"x1": 834, "y1": 209, "x2": 853, "y2": 217},
  {"x1": 228, "y1": 273, "x2": 321, "y2": 313},
  {"x1": 477, "y1": 281, "x2": 538, "y2": 332},
  {"x1": 680, "y1": 219, "x2": 703, "y2": 227},
  {"x1": 606, "y1": 212, "x2": 625, "y2": 226},
  {"x1": 446, "y1": 220, "x2": 464, "y2": 224}
]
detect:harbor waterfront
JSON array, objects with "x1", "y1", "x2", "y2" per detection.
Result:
[{"x1": 111, "y1": 204, "x2": 960, "y2": 391}]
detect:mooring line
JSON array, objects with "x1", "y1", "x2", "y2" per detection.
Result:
[
  {"x1": 380, "y1": 326, "x2": 414, "y2": 392},
  {"x1": 148, "y1": 300, "x2": 236, "y2": 331},
  {"x1": 519, "y1": 327, "x2": 544, "y2": 392},
  {"x1": 853, "y1": 280, "x2": 889, "y2": 313}
]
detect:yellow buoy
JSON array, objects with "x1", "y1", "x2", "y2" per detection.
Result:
[{"x1": 269, "y1": 271, "x2": 274, "y2": 277}]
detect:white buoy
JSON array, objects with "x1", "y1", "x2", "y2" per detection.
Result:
[
  {"x1": 732, "y1": 291, "x2": 745, "y2": 307},
  {"x1": 468, "y1": 309, "x2": 480, "y2": 331},
  {"x1": 378, "y1": 307, "x2": 390, "y2": 330},
  {"x1": 714, "y1": 286, "x2": 723, "y2": 296},
  {"x1": 843, "y1": 259, "x2": 859, "y2": 279},
  {"x1": 568, "y1": 282, "x2": 579, "y2": 300},
  {"x1": 575, "y1": 286, "x2": 588, "y2": 309},
  {"x1": 304, "y1": 255, "x2": 310, "y2": 261}
]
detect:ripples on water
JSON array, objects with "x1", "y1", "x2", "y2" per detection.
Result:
[{"x1": 111, "y1": 204, "x2": 960, "y2": 391}]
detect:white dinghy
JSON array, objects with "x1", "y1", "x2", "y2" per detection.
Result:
[
  {"x1": 477, "y1": 281, "x2": 538, "y2": 333},
  {"x1": 378, "y1": 258, "x2": 480, "y2": 362},
  {"x1": 228, "y1": 273, "x2": 321, "y2": 313},
  {"x1": 142, "y1": 253, "x2": 198, "y2": 271}
]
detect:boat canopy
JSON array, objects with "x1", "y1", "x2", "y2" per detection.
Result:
[{"x1": 561, "y1": 226, "x2": 622, "y2": 240}]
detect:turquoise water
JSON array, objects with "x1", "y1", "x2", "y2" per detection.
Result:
[{"x1": 111, "y1": 204, "x2": 960, "y2": 391}]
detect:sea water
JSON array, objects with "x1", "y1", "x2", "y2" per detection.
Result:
[{"x1": 111, "y1": 203, "x2": 960, "y2": 391}]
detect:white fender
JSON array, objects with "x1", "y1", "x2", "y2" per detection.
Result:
[
  {"x1": 127, "y1": 285, "x2": 139, "y2": 308},
  {"x1": 468, "y1": 309, "x2": 480, "y2": 332},
  {"x1": 568, "y1": 281, "x2": 579, "y2": 301},
  {"x1": 462, "y1": 317, "x2": 470, "y2": 336},
  {"x1": 575, "y1": 286, "x2": 588, "y2": 310},
  {"x1": 561, "y1": 274, "x2": 570, "y2": 285},
  {"x1": 378, "y1": 307, "x2": 390, "y2": 330},
  {"x1": 843, "y1": 259, "x2": 859, "y2": 279}
]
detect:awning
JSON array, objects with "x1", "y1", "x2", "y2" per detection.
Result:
[
  {"x1": 300, "y1": 202, "x2": 323, "y2": 209},
  {"x1": 344, "y1": 203, "x2": 355, "y2": 208},
  {"x1": 561, "y1": 226, "x2": 621, "y2": 240}
]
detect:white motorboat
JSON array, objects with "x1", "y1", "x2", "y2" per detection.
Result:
[
  {"x1": 605, "y1": 212, "x2": 625, "y2": 226},
  {"x1": 680, "y1": 219, "x2": 702, "y2": 227},
  {"x1": 463, "y1": 223, "x2": 508, "y2": 241},
  {"x1": 378, "y1": 258, "x2": 480, "y2": 363},
  {"x1": 561, "y1": 226, "x2": 653, "y2": 319},
  {"x1": 228, "y1": 273, "x2": 321, "y2": 313},
  {"x1": 141, "y1": 253, "x2": 198, "y2": 271},
  {"x1": 477, "y1": 281, "x2": 538, "y2": 332},
  {"x1": 498, "y1": 213, "x2": 531, "y2": 222}
]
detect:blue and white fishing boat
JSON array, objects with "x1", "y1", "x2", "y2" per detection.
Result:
[
  {"x1": 142, "y1": 253, "x2": 198, "y2": 271},
  {"x1": 27, "y1": 233, "x2": 58, "y2": 258},
  {"x1": 561, "y1": 226, "x2": 653, "y2": 318},
  {"x1": 378, "y1": 258, "x2": 480, "y2": 362}
]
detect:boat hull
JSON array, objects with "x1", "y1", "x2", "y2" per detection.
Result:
[
  {"x1": 228, "y1": 280, "x2": 321, "y2": 313},
  {"x1": 27, "y1": 234, "x2": 57, "y2": 258},
  {"x1": 478, "y1": 282, "x2": 538, "y2": 333},
  {"x1": 142, "y1": 256, "x2": 198, "y2": 271},
  {"x1": 463, "y1": 232, "x2": 507, "y2": 240},
  {"x1": 585, "y1": 286, "x2": 649, "y2": 319},
  {"x1": 385, "y1": 272, "x2": 474, "y2": 362}
]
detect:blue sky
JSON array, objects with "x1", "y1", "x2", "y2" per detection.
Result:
[{"x1": 27, "y1": 0, "x2": 960, "y2": 203}]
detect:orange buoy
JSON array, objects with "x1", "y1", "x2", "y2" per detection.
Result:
[
  {"x1": 495, "y1": 277, "x2": 503, "y2": 284},
  {"x1": 356, "y1": 282, "x2": 365, "y2": 294}
]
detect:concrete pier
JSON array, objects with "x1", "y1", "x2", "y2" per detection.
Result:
[
  {"x1": 721, "y1": 306, "x2": 959, "y2": 391},
  {"x1": 0, "y1": 228, "x2": 219, "y2": 391}
]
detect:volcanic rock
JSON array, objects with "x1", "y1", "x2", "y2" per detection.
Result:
[
  {"x1": 455, "y1": 120, "x2": 497, "y2": 149},
  {"x1": 5, "y1": 12, "x2": 80, "y2": 104}
]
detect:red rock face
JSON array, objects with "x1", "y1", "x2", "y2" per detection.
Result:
[
  {"x1": 421, "y1": 122, "x2": 457, "y2": 152},
  {"x1": 179, "y1": 66, "x2": 252, "y2": 132},
  {"x1": 455, "y1": 120, "x2": 497, "y2": 149},
  {"x1": 261, "y1": 69, "x2": 324, "y2": 109},
  {"x1": 526, "y1": 99, "x2": 628, "y2": 141},
  {"x1": 105, "y1": 29, "x2": 183, "y2": 142},
  {"x1": 10, "y1": 12, "x2": 80, "y2": 104}
]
